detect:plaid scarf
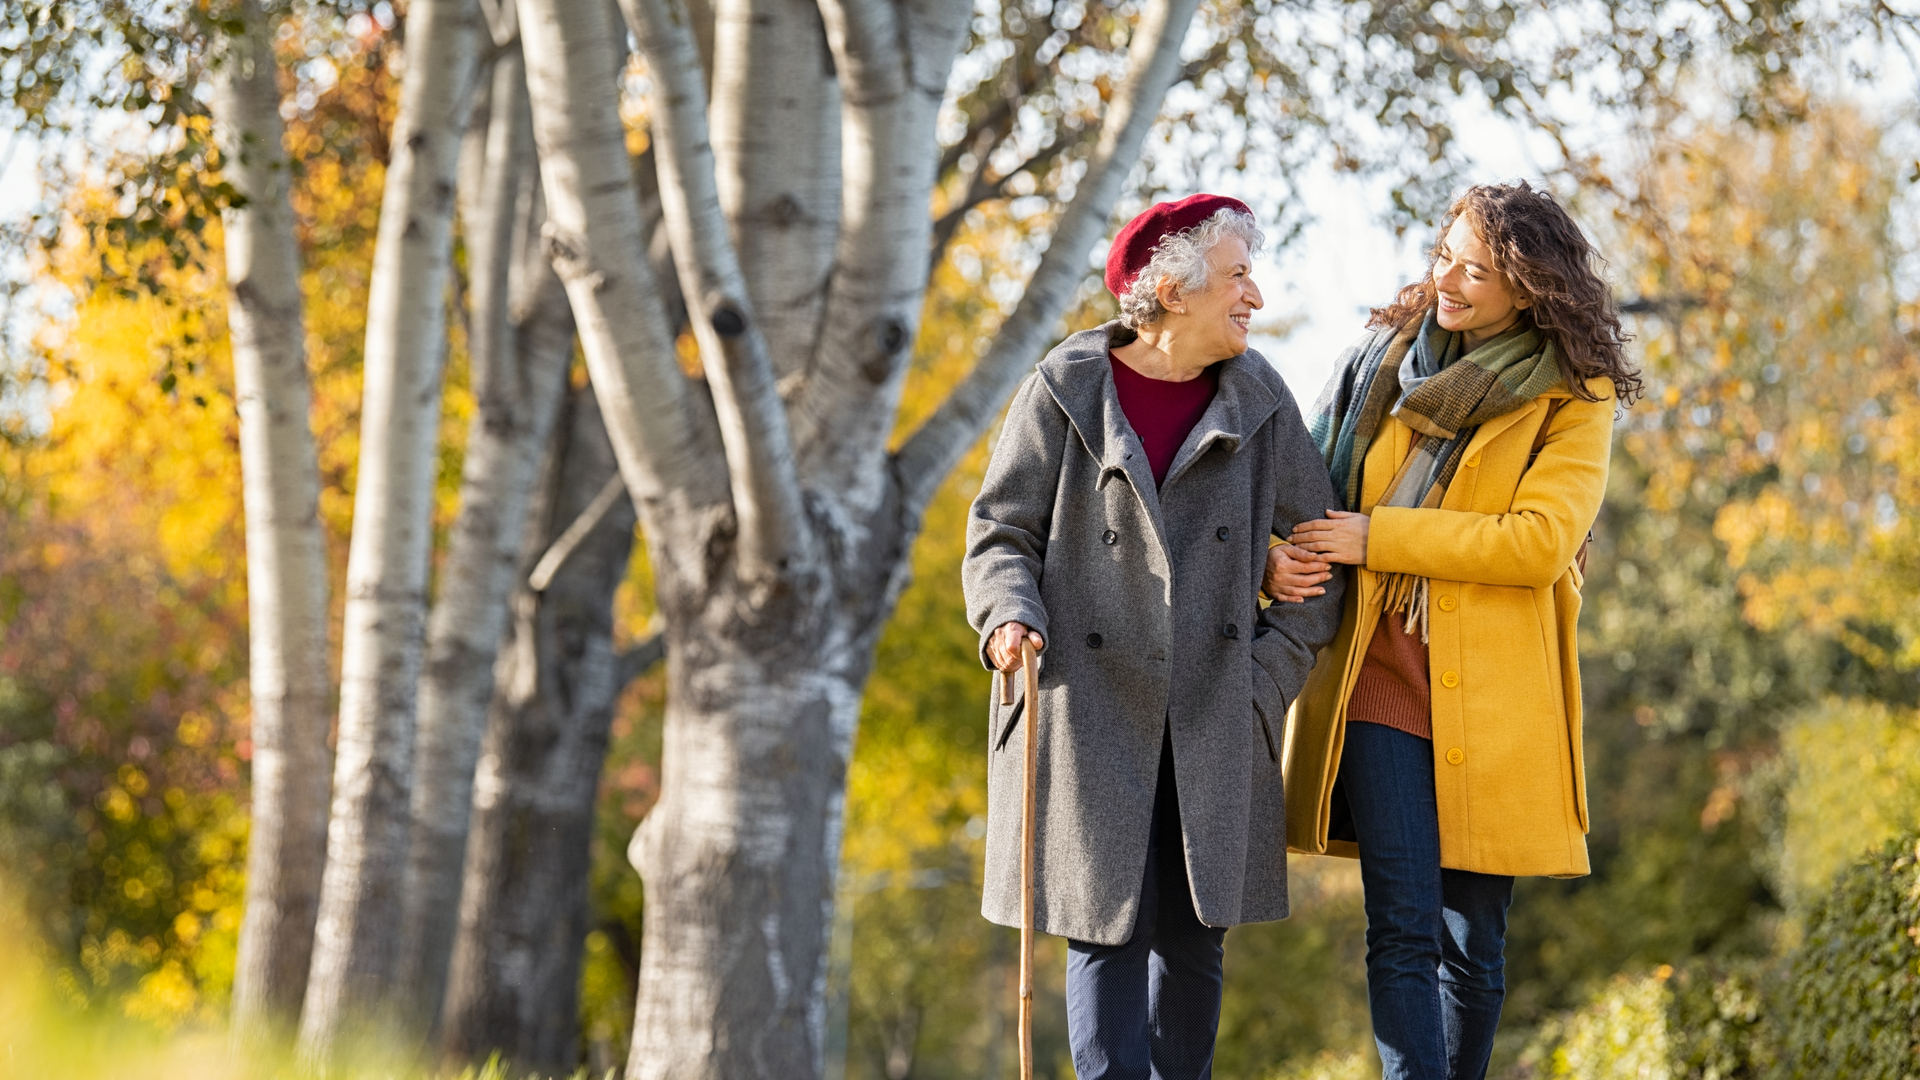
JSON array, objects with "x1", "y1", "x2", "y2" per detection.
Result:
[{"x1": 1307, "y1": 309, "x2": 1563, "y2": 640}]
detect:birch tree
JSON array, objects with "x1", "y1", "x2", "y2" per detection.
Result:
[
  {"x1": 439, "y1": 381, "x2": 655, "y2": 1074},
  {"x1": 392, "y1": 20, "x2": 581, "y2": 1030},
  {"x1": 514, "y1": 0, "x2": 1201, "y2": 1070},
  {"x1": 208, "y1": 0, "x2": 335, "y2": 1028},
  {"x1": 299, "y1": 0, "x2": 486, "y2": 1055}
]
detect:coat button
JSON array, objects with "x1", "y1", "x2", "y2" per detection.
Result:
[
  {"x1": 1465, "y1": 453, "x2": 1481, "y2": 468},
  {"x1": 1437, "y1": 595, "x2": 1457, "y2": 612},
  {"x1": 1223, "y1": 623, "x2": 1239, "y2": 639},
  {"x1": 1216, "y1": 526, "x2": 1229, "y2": 541},
  {"x1": 1102, "y1": 529, "x2": 1117, "y2": 545},
  {"x1": 1086, "y1": 633, "x2": 1103, "y2": 649},
  {"x1": 1440, "y1": 670, "x2": 1459, "y2": 688},
  {"x1": 1446, "y1": 747, "x2": 1465, "y2": 766}
]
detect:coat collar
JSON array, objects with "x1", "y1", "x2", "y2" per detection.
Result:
[{"x1": 1034, "y1": 321, "x2": 1289, "y2": 503}]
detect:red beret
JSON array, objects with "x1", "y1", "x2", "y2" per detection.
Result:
[{"x1": 1104, "y1": 193, "x2": 1254, "y2": 298}]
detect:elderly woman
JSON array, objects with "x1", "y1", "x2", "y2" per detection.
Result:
[{"x1": 963, "y1": 194, "x2": 1346, "y2": 1079}]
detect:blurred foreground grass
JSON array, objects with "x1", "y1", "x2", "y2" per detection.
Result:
[{"x1": 0, "y1": 906, "x2": 601, "y2": 1080}]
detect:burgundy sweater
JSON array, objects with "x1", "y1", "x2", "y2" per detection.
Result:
[{"x1": 1109, "y1": 352, "x2": 1219, "y2": 486}]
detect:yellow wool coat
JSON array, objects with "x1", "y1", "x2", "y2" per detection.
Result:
[{"x1": 1282, "y1": 377, "x2": 1615, "y2": 878}]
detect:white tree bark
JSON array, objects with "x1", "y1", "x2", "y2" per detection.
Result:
[
  {"x1": 212, "y1": 0, "x2": 336, "y2": 1030},
  {"x1": 299, "y1": 0, "x2": 485, "y2": 1056},
  {"x1": 395, "y1": 34, "x2": 581, "y2": 1030},
  {"x1": 787, "y1": 0, "x2": 970, "y2": 514},
  {"x1": 618, "y1": 0, "x2": 812, "y2": 581},
  {"x1": 516, "y1": 0, "x2": 730, "y2": 524},
  {"x1": 709, "y1": 0, "x2": 841, "y2": 376}
]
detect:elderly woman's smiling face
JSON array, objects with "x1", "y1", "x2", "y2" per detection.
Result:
[{"x1": 1156, "y1": 236, "x2": 1262, "y2": 362}]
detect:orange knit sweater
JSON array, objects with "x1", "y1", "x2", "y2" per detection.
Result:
[{"x1": 1347, "y1": 611, "x2": 1432, "y2": 740}]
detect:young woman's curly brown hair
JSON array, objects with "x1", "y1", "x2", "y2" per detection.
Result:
[{"x1": 1370, "y1": 181, "x2": 1642, "y2": 405}]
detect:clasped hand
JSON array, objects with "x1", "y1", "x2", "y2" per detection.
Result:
[{"x1": 1263, "y1": 510, "x2": 1369, "y2": 600}]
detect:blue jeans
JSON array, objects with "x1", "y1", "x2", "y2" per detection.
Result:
[
  {"x1": 1338, "y1": 721, "x2": 1514, "y2": 1080},
  {"x1": 1066, "y1": 731, "x2": 1227, "y2": 1080}
]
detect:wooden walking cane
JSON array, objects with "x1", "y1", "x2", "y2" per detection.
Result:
[{"x1": 1018, "y1": 638, "x2": 1040, "y2": 1080}]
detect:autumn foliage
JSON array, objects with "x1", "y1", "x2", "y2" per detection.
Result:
[{"x1": 1, "y1": 4, "x2": 1919, "y2": 1075}]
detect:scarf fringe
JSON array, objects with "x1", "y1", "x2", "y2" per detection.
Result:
[{"x1": 1378, "y1": 572, "x2": 1430, "y2": 645}]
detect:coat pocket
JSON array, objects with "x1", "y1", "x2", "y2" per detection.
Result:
[
  {"x1": 994, "y1": 696, "x2": 1026, "y2": 752},
  {"x1": 1253, "y1": 697, "x2": 1280, "y2": 763}
]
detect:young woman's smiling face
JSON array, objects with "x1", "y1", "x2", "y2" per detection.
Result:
[{"x1": 1432, "y1": 215, "x2": 1530, "y2": 349}]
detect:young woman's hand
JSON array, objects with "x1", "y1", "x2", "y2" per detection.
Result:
[
  {"x1": 1288, "y1": 510, "x2": 1370, "y2": 566},
  {"x1": 1262, "y1": 543, "x2": 1332, "y2": 603},
  {"x1": 988, "y1": 622, "x2": 1046, "y2": 671}
]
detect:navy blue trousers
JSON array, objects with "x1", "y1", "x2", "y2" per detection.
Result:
[
  {"x1": 1065, "y1": 732, "x2": 1227, "y2": 1080},
  {"x1": 1339, "y1": 721, "x2": 1514, "y2": 1080}
]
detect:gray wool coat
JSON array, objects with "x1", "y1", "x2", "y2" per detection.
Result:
[{"x1": 963, "y1": 322, "x2": 1347, "y2": 945}]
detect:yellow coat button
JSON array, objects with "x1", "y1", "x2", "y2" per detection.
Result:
[
  {"x1": 1441, "y1": 670, "x2": 1460, "y2": 688},
  {"x1": 1465, "y1": 453, "x2": 1481, "y2": 468},
  {"x1": 1437, "y1": 595, "x2": 1457, "y2": 612},
  {"x1": 1446, "y1": 747, "x2": 1465, "y2": 766}
]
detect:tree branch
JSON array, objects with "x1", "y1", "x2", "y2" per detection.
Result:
[
  {"x1": 894, "y1": 0, "x2": 1203, "y2": 514},
  {"x1": 932, "y1": 13, "x2": 1094, "y2": 184},
  {"x1": 935, "y1": 99, "x2": 1011, "y2": 184},
  {"x1": 616, "y1": 0, "x2": 813, "y2": 580},
  {"x1": 527, "y1": 472, "x2": 628, "y2": 591},
  {"x1": 710, "y1": 0, "x2": 840, "y2": 379},
  {"x1": 516, "y1": 0, "x2": 730, "y2": 517},
  {"x1": 926, "y1": 121, "x2": 1094, "y2": 274},
  {"x1": 791, "y1": 0, "x2": 972, "y2": 511}
]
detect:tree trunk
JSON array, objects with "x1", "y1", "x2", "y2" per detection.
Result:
[
  {"x1": 395, "y1": 35, "x2": 580, "y2": 1032},
  {"x1": 790, "y1": 0, "x2": 969, "y2": 511},
  {"x1": 626, "y1": 564, "x2": 908, "y2": 1080},
  {"x1": 439, "y1": 382, "x2": 646, "y2": 1075},
  {"x1": 212, "y1": 0, "x2": 336, "y2": 1030},
  {"x1": 300, "y1": 0, "x2": 485, "y2": 1056}
]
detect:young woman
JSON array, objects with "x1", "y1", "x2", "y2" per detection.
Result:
[{"x1": 1264, "y1": 181, "x2": 1641, "y2": 1080}]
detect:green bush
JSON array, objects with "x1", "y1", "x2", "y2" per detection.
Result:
[
  {"x1": 1665, "y1": 961, "x2": 1772, "y2": 1080},
  {"x1": 1510, "y1": 834, "x2": 1920, "y2": 1079},
  {"x1": 1259, "y1": 1049, "x2": 1375, "y2": 1080},
  {"x1": 1510, "y1": 971, "x2": 1670, "y2": 1079},
  {"x1": 1504, "y1": 960, "x2": 1773, "y2": 1079},
  {"x1": 1772, "y1": 835, "x2": 1920, "y2": 1079}
]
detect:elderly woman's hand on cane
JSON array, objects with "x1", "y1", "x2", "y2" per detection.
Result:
[
  {"x1": 990, "y1": 622, "x2": 1044, "y2": 707},
  {"x1": 988, "y1": 622, "x2": 1046, "y2": 672}
]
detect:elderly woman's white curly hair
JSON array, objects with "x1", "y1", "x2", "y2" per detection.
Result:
[{"x1": 1117, "y1": 208, "x2": 1266, "y2": 330}]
